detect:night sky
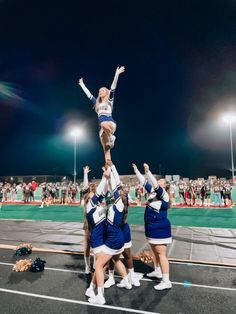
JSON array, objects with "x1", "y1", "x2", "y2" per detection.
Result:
[{"x1": 0, "y1": 0, "x2": 236, "y2": 179}]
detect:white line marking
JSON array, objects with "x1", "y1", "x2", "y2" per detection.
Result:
[
  {"x1": 0, "y1": 262, "x2": 235, "y2": 291},
  {"x1": 139, "y1": 277, "x2": 236, "y2": 291},
  {"x1": 0, "y1": 288, "x2": 160, "y2": 314},
  {"x1": 0, "y1": 262, "x2": 15, "y2": 267},
  {"x1": 0, "y1": 262, "x2": 84, "y2": 274},
  {"x1": 1, "y1": 260, "x2": 235, "y2": 272},
  {"x1": 46, "y1": 266, "x2": 83, "y2": 274},
  {"x1": 171, "y1": 282, "x2": 236, "y2": 292},
  {"x1": 169, "y1": 261, "x2": 236, "y2": 269}
]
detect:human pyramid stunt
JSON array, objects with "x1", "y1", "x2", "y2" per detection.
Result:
[{"x1": 78, "y1": 66, "x2": 172, "y2": 305}]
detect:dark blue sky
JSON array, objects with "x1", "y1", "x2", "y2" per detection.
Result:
[{"x1": 0, "y1": 0, "x2": 236, "y2": 179}]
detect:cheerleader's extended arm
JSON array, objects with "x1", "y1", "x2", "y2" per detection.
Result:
[
  {"x1": 146, "y1": 170, "x2": 158, "y2": 189},
  {"x1": 110, "y1": 168, "x2": 120, "y2": 201},
  {"x1": 132, "y1": 164, "x2": 152, "y2": 193},
  {"x1": 111, "y1": 164, "x2": 121, "y2": 189},
  {"x1": 109, "y1": 66, "x2": 125, "y2": 102},
  {"x1": 82, "y1": 166, "x2": 90, "y2": 191},
  {"x1": 78, "y1": 78, "x2": 96, "y2": 105},
  {"x1": 144, "y1": 163, "x2": 167, "y2": 200},
  {"x1": 91, "y1": 176, "x2": 107, "y2": 205}
]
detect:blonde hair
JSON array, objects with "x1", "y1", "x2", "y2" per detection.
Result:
[{"x1": 94, "y1": 87, "x2": 110, "y2": 112}]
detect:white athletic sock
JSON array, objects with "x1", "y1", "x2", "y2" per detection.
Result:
[
  {"x1": 162, "y1": 273, "x2": 170, "y2": 282},
  {"x1": 89, "y1": 281, "x2": 96, "y2": 290},
  {"x1": 123, "y1": 274, "x2": 130, "y2": 282},
  {"x1": 97, "y1": 286, "x2": 104, "y2": 296},
  {"x1": 84, "y1": 255, "x2": 90, "y2": 269},
  {"x1": 155, "y1": 265, "x2": 162, "y2": 274},
  {"x1": 109, "y1": 270, "x2": 114, "y2": 277},
  {"x1": 128, "y1": 268, "x2": 134, "y2": 276}
]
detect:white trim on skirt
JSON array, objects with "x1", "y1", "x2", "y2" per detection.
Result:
[
  {"x1": 92, "y1": 245, "x2": 105, "y2": 254},
  {"x1": 147, "y1": 237, "x2": 172, "y2": 245},
  {"x1": 102, "y1": 245, "x2": 124, "y2": 255},
  {"x1": 124, "y1": 241, "x2": 132, "y2": 249}
]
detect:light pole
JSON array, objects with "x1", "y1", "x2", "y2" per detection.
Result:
[
  {"x1": 70, "y1": 128, "x2": 83, "y2": 184},
  {"x1": 222, "y1": 114, "x2": 236, "y2": 184}
]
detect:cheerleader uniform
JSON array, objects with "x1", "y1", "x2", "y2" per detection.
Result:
[
  {"x1": 79, "y1": 71, "x2": 121, "y2": 130},
  {"x1": 86, "y1": 176, "x2": 107, "y2": 254},
  {"x1": 122, "y1": 222, "x2": 132, "y2": 249},
  {"x1": 134, "y1": 168, "x2": 172, "y2": 245},
  {"x1": 122, "y1": 194, "x2": 132, "y2": 249},
  {"x1": 103, "y1": 165, "x2": 125, "y2": 255},
  {"x1": 107, "y1": 165, "x2": 131, "y2": 249}
]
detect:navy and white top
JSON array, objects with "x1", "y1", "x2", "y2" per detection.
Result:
[
  {"x1": 122, "y1": 222, "x2": 131, "y2": 244},
  {"x1": 105, "y1": 165, "x2": 125, "y2": 250},
  {"x1": 79, "y1": 72, "x2": 120, "y2": 123},
  {"x1": 134, "y1": 168, "x2": 171, "y2": 240},
  {"x1": 89, "y1": 91, "x2": 114, "y2": 118},
  {"x1": 86, "y1": 176, "x2": 107, "y2": 249}
]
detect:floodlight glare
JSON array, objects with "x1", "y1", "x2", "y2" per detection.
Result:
[
  {"x1": 70, "y1": 128, "x2": 83, "y2": 137},
  {"x1": 221, "y1": 113, "x2": 235, "y2": 184},
  {"x1": 68, "y1": 127, "x2": 84, "y2": 184},
  {"x1": 222, "y1": 113, "x2": 236, "y2": 124}
]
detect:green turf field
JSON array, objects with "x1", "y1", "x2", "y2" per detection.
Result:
[{"x1": 0, "y1": 204, "x2": 235, "y2": 229}]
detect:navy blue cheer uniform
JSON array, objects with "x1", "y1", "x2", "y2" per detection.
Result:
[
  {"x1": 134, "y1": 168, "x2": 172, "y2": 245},
  {"x1": 86, "y1": 177, "x2": 107, "y2": 254},
  {"x1": 144, "y1": 181, "x2": 171, "y2": 244},
  {"x1": 122, "y1": 222, "x2": 132, "y2": 249},
  {"x1": 87, "y1": 90, "x2": 116, "y2": 127},
  {"x1": 103, "y1": 168, "x2": 124, "y2": 255}
]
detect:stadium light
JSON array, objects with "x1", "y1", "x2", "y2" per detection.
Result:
[
  {"x1": 222, "y1": 113, "x2": 236, "y2": 185},
  {"x1": 70, "y1": 127, "x2": 84, "y2": 184},
  {"x1": 70, "y1": 128, "x2": 83, "y2": 137},
  {"x1": 222, "y1": 113, "x2": 236, "y2": 124}
]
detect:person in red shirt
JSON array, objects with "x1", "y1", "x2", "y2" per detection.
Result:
[
  {"x1": 31, "y1": 180, "x2": 37, "y2": 191},
  {"x1": 31, "y1": 180, "x2": 37, "y2": 202}
]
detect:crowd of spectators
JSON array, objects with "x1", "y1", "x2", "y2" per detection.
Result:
[
  {"x1": 0, "y1": 177, "x2": 234, "y2": 207},
  {"x1": 0, "y1": 181, "x2": 80, "y2": 205},
  {"x1": 134, "y1": 178, "x2": 233, "y2": 207},
  {"x1": 39, "y1": 182, "x2": 79, "y2": 207}
]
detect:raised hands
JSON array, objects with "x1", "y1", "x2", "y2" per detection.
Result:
[
  {"x1": 132, "y1": 163, "x2": 150, "y2": 173},
  {"x1": 103, "y1": 167, "x2": 111, "y2": 179},
  {"x1": 115, "y1": 66, "x2": 125, "y2": 76},
  {"x1": 83, "y1": 166, "x2": 91, "y2": 174},
  {"x1": 143, "y1": 163, "x2": 149, "y2": 173},
  {"x1": 106, "y1": 159, "x2": 113, "y2": 167},
  {"x1": 78, "y1": 78, "x2": 83, "y2": 85}
]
